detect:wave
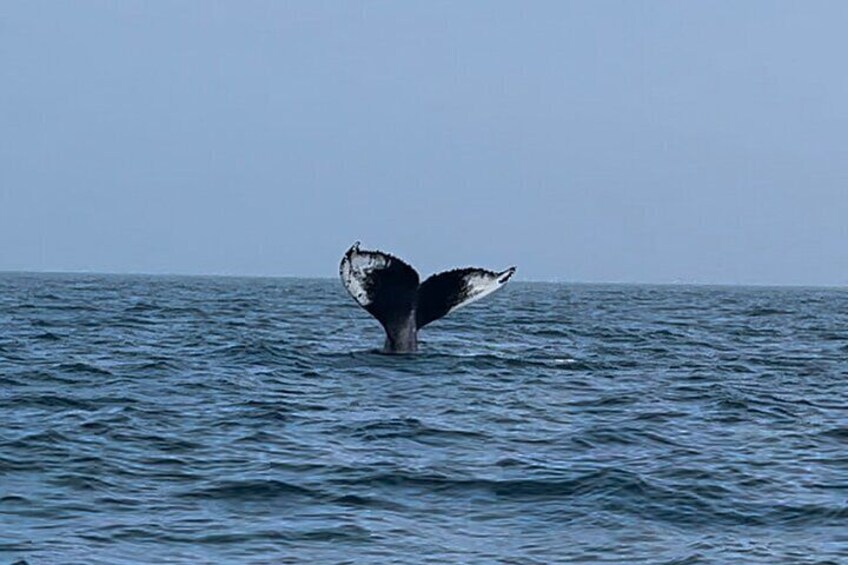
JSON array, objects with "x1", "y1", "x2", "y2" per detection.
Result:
[
  {"x1": 179, "y1": 479, "x2": 320, "y2": 501},
  {"x1": 53, "y1": 362, "x2": 114, "y2": 376}
]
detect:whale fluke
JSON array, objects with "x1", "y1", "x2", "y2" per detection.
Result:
[
  {"x1": 416, "y1": 266, "x2": 516, "y2": 329},
  {"x1": 340, "y1": 242, "x2": 515, "y2": 353}
]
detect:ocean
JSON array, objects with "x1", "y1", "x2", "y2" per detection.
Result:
[{"x1": 1, "y1": 273, "x2": 846, "y2": 564}]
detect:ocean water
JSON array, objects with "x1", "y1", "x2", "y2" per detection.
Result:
[{"x1": 1, "y1": 273, "x2": 847, "y2": 564}]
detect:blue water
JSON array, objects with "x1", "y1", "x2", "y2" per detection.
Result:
[{"x1": 1, "y1": 274, "x2": 847, "y2": 564}]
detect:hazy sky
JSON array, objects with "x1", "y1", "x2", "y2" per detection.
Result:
[{"x1": 2, "y1": 2, "x2": 847, "y2": 284}]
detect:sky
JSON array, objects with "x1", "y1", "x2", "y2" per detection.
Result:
[{"x1": 1, "y1": 1, "x2": 847, "y2": 285}]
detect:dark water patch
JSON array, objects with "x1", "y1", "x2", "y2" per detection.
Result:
[
  {"x1": 345, "y1": 417, "x2": 487, "y2": 442},
  {"x1": 119, "y1": 359, "x2": 184, "y2": 373},
  {"x1": 0, "y1": 375, "x2": 25, "y2": 387},
  {"x1": 744, "y1": 307, "x2": 793, "y2": 317},
  {"x1": 49, "y1": 473, "x2": 119, "y2": 492},
  {"x1": 4, "y1": 429, "x2": 74, "y2": 448},
  {"x1": 0, "y1": 456, "x2": 44, "y2": 473},
  {"x1": 105, "y1": 433, "x2": 203, "y2": 454},
  {"x1": 290, "y1": 524, "x2": 372, "y2": 543},
  {"x1": 819, "y1": 426, "x2": 848, "y2": 442},
  {"x1": 328, "y1": 468, "x2": 662, "y2": 501},
  {"x1": 571, "y1": 426, "x2": 685, "y2": 449},
  {"x1": 329, "y1": 493, "x2": 407, "y2": 511},
  {"x1": 52, "y1": 361, "x2": 113, "y2": 376},
  {"x1": 124, "y1": 302, "x2": 159, "y2": 313},
  {"x1": 180, "y1": 479, "x2": 320, "y2": 501},
  {"x1": 34, "y1": 331, "x2": 62, "y2": 341},
  {"x1": 0, "y1": 394, "x2": 95, "y2": 411},
  {"x1": 763, "y1": 503, "x2": 848, "y2": 527}
]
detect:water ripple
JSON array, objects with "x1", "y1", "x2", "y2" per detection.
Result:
[{"x1": 0, "y1": 275, "x2": 846, "y2": 563}]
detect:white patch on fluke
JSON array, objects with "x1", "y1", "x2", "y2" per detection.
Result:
[
  {"x1": 449, "y1": 266, "x2": 516, "y2": 315},
  {"x1": 339, "y1": 242, "x2": 390, "y2": 307}
]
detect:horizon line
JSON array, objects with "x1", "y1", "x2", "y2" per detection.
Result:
[{"x1": 1, "y1": 268, "x2": 845, "y2": 290}]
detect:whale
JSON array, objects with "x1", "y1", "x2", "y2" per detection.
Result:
[{"x1": 340, "y1": 242, "x2": 516, "y2": 353}]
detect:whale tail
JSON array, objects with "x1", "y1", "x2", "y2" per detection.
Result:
[{"x1": 340, "y1": 242, "x2": 515, "y2": 353}]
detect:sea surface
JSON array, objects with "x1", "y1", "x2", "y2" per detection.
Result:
[{"x1": 1, "y1": 273, "x2": 847, "y2": 564}]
